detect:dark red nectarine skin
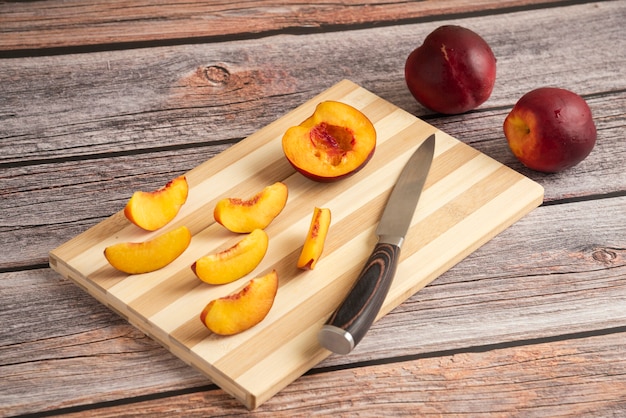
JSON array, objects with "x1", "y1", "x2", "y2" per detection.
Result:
[
  {"x1": 503, "y1": 87, "x2": 596, "y2": 173},
  {"x1": 405, "y1": 25, "x2": 496, "y2": 114},
  {"x1": 287, "y1": 148, "x2": 375, "y2": 183}
]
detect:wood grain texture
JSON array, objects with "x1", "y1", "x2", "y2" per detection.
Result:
[
  {"x1": 2, "y1": 0, "x2": 625, "y2": 415},
  {"x1": 3, "y1": 197, "x2": 624, "y2": 416},
  {"x1": 1, "y1": 2, "x2": 624, "y2": 164},
  {"x1": 1, "y1": 2, "x2": 624, "y2": 272},
  {"x1": 0, "y1": 0, "x2": 574, "y2": 52},
  {"x1": 53, "y1": 330, "x2": 626, "y2": 417},
  {"x1": 48, "y1": 81, "x2": 543, "y2": 409},
  {"x1": 330, "y1": 195, "x2": 626, "y2": 367}
]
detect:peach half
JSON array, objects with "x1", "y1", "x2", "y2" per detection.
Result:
[
  {"x1": 124, "y1": 175, "x2": 189, "y2": 231},
  {"x1": 297, "y1": 207, "x2": 331, "y2": 270},
  {"x1": 214, "y1": 182, "x2": 288, "y2": 233},
  {"x1": 104, "y1": 225, "x2": 191, "y2": 274},
  {"x1": 200, "y1": 270, "x2": 279, "y2": 335},
  {"x1": 282, "y1": 101, "x2": 376, "y2": 182},
  {"x1": 192, "y1": 229, "x2": 269, "y2": 285}
]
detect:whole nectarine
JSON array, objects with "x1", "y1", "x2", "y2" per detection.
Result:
[
  {"x1": 405, "y1": 25, "x2": 497, "y2": 114},
  {"x1": 503, "y1": 87, "x2": 597, "y2": 173}
]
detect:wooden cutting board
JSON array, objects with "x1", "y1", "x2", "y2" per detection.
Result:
[{"x1": 49, "y1": 80, "x2": 544, "y2": 410}]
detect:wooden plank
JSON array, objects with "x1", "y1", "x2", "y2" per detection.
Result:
[
  {"x1": 1, "y1": 2, "x2": 624, "y2": 163},
  {"x1": 1, "y1": 2, "x2": 624, "y2": 271},
  {"x1": 0, "y1": 268, "x2": 210, "y2": 418},
  {"x1": 54, "y1": 330, "x2": 626, "y2": 416},
  {"x1": 48, "y1": 81, "x2": 543, "y2": 409},
  {"x1": 1, "y1": 89, "x2": 624, "y2": 271},
  {"x1": 2, "y1": 196, "x2": 624, "y2": 416},
  {"x1": 0, "y1": 0, "x2": 573, "y2": 52}
]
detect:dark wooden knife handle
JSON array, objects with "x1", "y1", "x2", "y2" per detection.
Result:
[{"x1": 318, "y1": 242, "x2": 400, "y2": 355}]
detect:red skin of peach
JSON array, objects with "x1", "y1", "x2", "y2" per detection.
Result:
[
  {"x1": 503, "y1": 87, "x2": 597, "y2": 173},
  {"x1": 289, "y1": 149, "x2": 375, "y2": 183},
  {"x1": 405, "y1": 25, "x2": 497, "y2": 114}
]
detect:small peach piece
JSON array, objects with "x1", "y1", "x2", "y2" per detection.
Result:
[
  {"x1": 214, "y1": 182, "x2": 288, "y2": 233},
  {"x1": 124, "y1": 176, "x2": 189, "y2": 231},
  {"x1": 297, "y1": 207, "x2": 331, "y2": 270},
  {"x1": 200, "y1": 270, "x2": 279, "y2": 335},
  {"x1": 104, "y1": 226, "x2": 191, "y2": 274},
  {"x1": 192, "y1": 229, "x2": 269, "y2": 285}
]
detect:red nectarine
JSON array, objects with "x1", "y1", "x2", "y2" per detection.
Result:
[
  {"x1": 405, "y1": 25, "x2": 497, "y2": 114},
  {"x1": 503, "y1": 87, "x2": 597, "y2": 173}
]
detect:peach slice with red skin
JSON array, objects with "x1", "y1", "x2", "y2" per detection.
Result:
[
  {"x1": 200, "y1": 270, "x2": 279, "y2": 335},
  {"x1": 104, "y1": 225, "x2": 191, "y2": 274},
  {"x1": 192, "y1": 229, "x2": 269, "y2": 285},
  {"x1": 297, "y1": 207, "x2": 331, "y2": 270},
  {"x1": 214, "y1": 182, "x2": 288, "y2": 233},
  {"x1": 124, "y1": 175, "x2": 189, "y2": 231},
  {"x1": 282, "y1": 101, "x2": 376, "y2": 182}
]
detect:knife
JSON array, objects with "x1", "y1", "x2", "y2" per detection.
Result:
[{"x1": 318, "y1": 133, "x2": 436, "y2": 355}]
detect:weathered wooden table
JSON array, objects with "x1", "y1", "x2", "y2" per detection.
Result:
[{"x1": 2, "y1": 1, "x2": 625, "y2": 416}]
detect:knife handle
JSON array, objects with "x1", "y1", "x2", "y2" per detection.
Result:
[{"x1": 318, "y1": 242, "x2": 400, "y2": 355}]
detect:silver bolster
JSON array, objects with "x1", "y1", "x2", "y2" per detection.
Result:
[
  {"x1": 318, "y1": 325, "x2": 355, "y2": 355},
  {"x1": 377, "y1": 234, "x2": 404, "y2": 248}
]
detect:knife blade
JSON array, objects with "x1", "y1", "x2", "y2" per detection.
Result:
[{"x1": 317, "y1": 133, "x2": 436, "y2": 355}]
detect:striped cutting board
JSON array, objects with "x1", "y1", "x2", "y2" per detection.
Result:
[{"x1": 49, "y1": 80, "x2": 544, "y2": 410}]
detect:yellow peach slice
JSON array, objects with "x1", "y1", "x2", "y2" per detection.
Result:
[
  {"x1": 214, "y1": 182, "x2": 288, "y2": 233},
  {"x1": 200, "y1": 270, "x2": 279, "y2": 335},
  {"x1": 297, "y1": 207, "x2": 331, "y2": 270},
  {"x1": 192, "y1": 229, "x2": 269, "y2": 285},
  {"x1": 124, "y1": 175, "x2": 189, "y2": 231},
  {"x1": 104, "y1": 226, "x2": 191, "y2": 274}
]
